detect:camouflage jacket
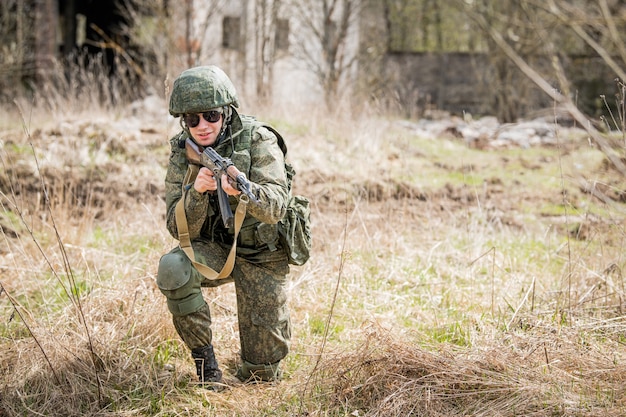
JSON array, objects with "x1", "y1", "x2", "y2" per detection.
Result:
[{"x1": 164, "y1": 113, "x2": 289, "y2": 262}]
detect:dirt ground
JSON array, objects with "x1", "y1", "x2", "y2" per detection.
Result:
[{"x1": 1, "y1": 111, "x2": 624, "y2": 247}]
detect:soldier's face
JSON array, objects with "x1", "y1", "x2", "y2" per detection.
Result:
[{"x1": 186, "y1": 111, "x2": 224, "y2": 146}]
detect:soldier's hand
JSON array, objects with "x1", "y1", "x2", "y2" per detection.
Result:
[
  {"x1": 194, "y1": 167, "x2": 217, "y2": 193},
  {"x1": 221, "y1": 174, "x2": 241, "y2": 196}
]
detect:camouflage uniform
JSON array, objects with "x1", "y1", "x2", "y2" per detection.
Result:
[{"x1": 158, "y1": 66, "x2": 291, "y2": 384}]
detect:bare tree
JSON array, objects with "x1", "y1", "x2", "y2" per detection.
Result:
[
  {"x1": 382, "y1": 0, "x2": 419, "y2": 52},
  {"x1": 150, "y1": 0, "x2": 225, "y2": 70},
  {"x1": 61, "y1": 0, "x2": 76, "y2": 57},
  {"x1": 287, "y1": 0, "x2": 362, "y2": 107},
  {"x1": 380, "y1": 0, "x2": 485, "y2": 53},
  {"x1": 0, "y1": 0, "x2": 46, "y2": 98},
  {"x1": 253, "y1": 0, "x2": 283, "y2": 101},
  {"x1": 458, "y1": 0, "x2": 626, "y2": 173},
  {"x1": 444, "y1": 0, "x2": 562, "y2": 121},
  {"x1": 124, "y1": 0, "x2": 169, "y2": 71},
  {"x1": 537, "y1": 0, "x2": 626, "y2": 83},
  {"x1": 183, "y1": 0, "x2": 196, "y2": 67}
]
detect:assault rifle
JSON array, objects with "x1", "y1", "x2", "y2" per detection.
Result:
[{"x1": 184, "y1": 138, "x2": 259, "y2": 228}]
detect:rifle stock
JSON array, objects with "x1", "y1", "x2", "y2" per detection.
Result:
[{"x1": 184, "y1": 139, "x2": 203, "y2": 165}]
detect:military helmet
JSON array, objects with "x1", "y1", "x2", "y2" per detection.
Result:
[{"x1": 169, "y1": 65, "x2": 239, "y2": 116}]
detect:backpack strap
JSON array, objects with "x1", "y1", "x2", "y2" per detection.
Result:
[
  {"x1": 262, "y1": 124, "x2": 287, "y2": 156},
  {"x1": 239, "y1": 116, "x2": 286, "y2": 156},
  {"x1": 175, "y1": 165, "x2": 248, "y2": 281}
]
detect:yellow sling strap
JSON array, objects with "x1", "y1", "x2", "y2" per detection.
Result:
[{"x1": 175, "y1": 165, "x2": 248, "y2": 280}]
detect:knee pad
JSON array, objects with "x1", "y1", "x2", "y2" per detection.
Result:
[{"x1": 157, "y1": 249, "x2": 206, "y2": 316}]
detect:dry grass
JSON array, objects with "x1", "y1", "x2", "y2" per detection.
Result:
[
  {"x1": 1, "y1": 89, "x2": 626, "y2": 416},
  {"x1": 314, "y1": 314, "x2": 626, "y2": 415}
]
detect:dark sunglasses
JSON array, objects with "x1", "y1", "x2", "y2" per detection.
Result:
[{"x1": 183, "y1": 110, "x2": 222, "y2": 127}]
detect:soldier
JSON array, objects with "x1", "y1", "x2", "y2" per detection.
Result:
[{"x1": 157, "y1": 65, "x2": 291, "y2": 389}]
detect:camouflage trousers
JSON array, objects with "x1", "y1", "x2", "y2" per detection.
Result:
[{"x1": 164, "y1": 239, "x2": 291, "y2": 366}]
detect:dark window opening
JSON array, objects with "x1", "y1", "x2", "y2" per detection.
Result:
[
  {"x1": 275, "y1": 18, "x2": 289, "y2": 51},
  {"x1": 222, "y1": 16, "x2": 241, "y2": 50}
]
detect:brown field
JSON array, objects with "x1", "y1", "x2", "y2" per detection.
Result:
[{"x1": 1, "y1": 99, "x2": 626, "y2": 416}]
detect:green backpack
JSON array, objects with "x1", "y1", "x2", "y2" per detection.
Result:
[{"x1": 263, "y1": 125, "x2": 312, "y2": 266}]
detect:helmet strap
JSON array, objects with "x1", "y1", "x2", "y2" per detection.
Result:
[
  {"x1": 222, "y1": 106, "x2": 232, "y2": 126},
  {"x1": 216, "y1": 106, "x2": 233, "y2": 146},
  {"x1": 227, "y1": 124, "x2": 235, "y2": 154},
  {"x1": 179, "y1": 117, "x2": 192, "y2": 138}
]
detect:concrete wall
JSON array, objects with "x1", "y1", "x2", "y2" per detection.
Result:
[{"x1": 380, "y1": 52, "x2": 618, "y2": 120}]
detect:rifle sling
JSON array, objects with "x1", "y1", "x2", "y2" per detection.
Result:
[{"x1": 175, "y1": 165, "x2": 247, "y2": 281}]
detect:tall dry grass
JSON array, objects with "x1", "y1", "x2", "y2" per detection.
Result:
[{"x1": 1, "y1": 68, "x2": 626, "y2": 416}]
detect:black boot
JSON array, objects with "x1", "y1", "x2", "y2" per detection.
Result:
[{"x1": 191, "y1": 345, "x2": 223, "y2": 390}]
